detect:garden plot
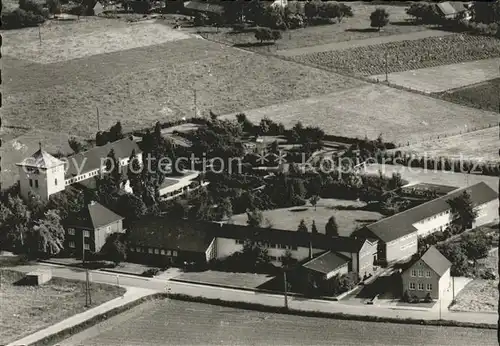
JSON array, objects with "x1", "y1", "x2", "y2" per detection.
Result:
[
  {"x1": 437, "y1": 77, "x2": 500, "y2": 113},
  {"x1": 221, "y1": 83, "x2": 499, "y2": 145},
  {"x1": 290, "y1": 34, "x2": 500, "y2": 77},
  {"x1": 369, "y1": 58, "x2": 500, "y2": 93},
  {"x1": 392, "y1": 126, "x2": 499, "y2": 162},
  {"x1": 2, "y1": 18, "x2": 192, "y2": 64}
]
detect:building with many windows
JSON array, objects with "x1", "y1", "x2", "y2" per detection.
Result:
[{"x1": 401, "y1": 246, "x2": 451, "y2": 300}]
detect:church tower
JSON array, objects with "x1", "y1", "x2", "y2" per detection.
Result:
[{"x1": 16, "y1": 143, "x2": 66, "y2": 201}]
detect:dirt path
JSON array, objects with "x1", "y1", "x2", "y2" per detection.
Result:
[{"x1": 277, "y1": 30, "x2": 454, "y2": 57}]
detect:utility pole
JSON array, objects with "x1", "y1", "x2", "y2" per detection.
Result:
[
  {"x1": 283, "y1": 270, "x2": 288, "y2": 309},
  {"x1": 452, "y1": 276, "x2": 455, "y2": 301},
  {"x1": 384, "y1": 51, "x2": 388, "y2": 83},
  {"x1": 82, "y1": 232, "x2": 91, "y2": 307},
  {"x1": 97, "y1": 106, "x2": 100, "y2": 132},
  {"x1": 38, "y1": 25, "x2": 42, "y2": 46}
]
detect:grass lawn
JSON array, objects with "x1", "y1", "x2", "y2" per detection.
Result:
[
  {"x1": 391, "y1": 126, "x2": 499, "y2": 163},
  {"x1": 290, "y1": 34, "x2": 500, "y2": 77},
  {"x1": 3, "y1": 26, "x2": 362, "y2": 137},
  {"x1": 369, "y1": 58, "x2": 500, "y2": 94},
  {"x1": 198, "y1": 2, "x2": 426, "y2": 53},
  {"x1": 449, "y1": 248, "x2": 498, "y2": 313},
  {"x1": 437, "y1": 77, "x2": 500, "y2": 113},
  {"x1": 0, "y1": 269, "x2": 126, "y2": 344},
  {"x1": 173, "y1": 270, "x2": 275, "y2": 290},
  {"x1": 229, "y1": 198, "x2": 383, "y2": 236},
  {"x1": 221, "y1": 83, "x2": 499, "y2": 145}
]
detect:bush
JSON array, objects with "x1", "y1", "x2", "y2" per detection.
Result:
[
  {"x1": 480, "y1": 269, "x2": 496, "y2": 280},
  {"x1": 142, "y1": 268, "x2": 160, "y2": 277},
  {"x1": 255, "y1": 27, "x2": 273, "y2": 43},
  {"x1": 129, "y1": 0, "x2": 151, "y2": 14},
  {"x1": 424, "y1": 292, "x2": 433, "y2": 303},
  {"x1": 1, "y1": 8, "x2": 45, "y2": 29},
  {"x1": 65, "y1": 4, "x2": 83, "y2": 16},
  {"x1": 402, "y1": 290, "x2": 410, "y2": 302},
  {"x1": 286, "y1": 13, "x2": 305, "y2": 29},
  {"x1": 19, "y1": 0, "x2": 45, "y2": 16},
  {"x1": 46, "y1": 0, "x2": 61, "y2": 14},
  {"x1": 370, "y1": 8, "x2": 389, "y2": 30}
]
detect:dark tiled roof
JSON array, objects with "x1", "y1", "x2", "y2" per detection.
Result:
[
  {"x1": 128, "y1": 218, "x2": 215, "y2": 253},
  {"x1": 184, "y1": 0, "x2": 224, "y2": 14},
  {"x1": 215, "y1": 223, "x2": 368, "y2": 253},
  {"x1": 302, "y1": 251, "x2": 350, "y2": 274},
  {"x1": 67, "y1": 202, "x2": 123, "y2": 229},
  {"x1": 17, "y1": 149, "x2": 65, "y2": 169},
  {"x1": 65, "y1": 138, "x2": 141, "y2": 178},
  {"x1": 420, "y1": 246, "x2": 451, "y2": 276},
  {"x1": 364, "y1": 182, "x2": 497, "y2": 243}
]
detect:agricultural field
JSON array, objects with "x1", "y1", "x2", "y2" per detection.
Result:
[
  {"x1": 0, "y1": 269, "x2": 125, "y2": 345},
  {"x1": 391, "y1": 126, "x2": 499, "y2": 163},
  {"x1": 450, "y1": 248, "x2": 498, "y2": 313},
  {"x1": 290, "y1": 34, "x2": 500, "y2": 77},
  {"x1": 221, "y1": 83, "x2": 499, "y2": 145},
  {"x1": 229, "y1": 198, "x2": 383, "y2": 236},
  {"x1": 369, "y1": 58, "x2": 500, "y2": 94},
  {"x1": 437, "y1": 77, "x2": 500, "y2": 113},
  {"x1": 57, "y1": 299, "x2": 497, "y2": 346},
  {"x1": 2, "y1": 20, "x2": 363, "y2": 137},
  {"x1": 199, "y1": 2, "x2": 428, "y2": 53}
]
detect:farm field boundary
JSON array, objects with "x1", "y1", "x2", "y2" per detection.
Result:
[{"x1": 369, "y1": 58, "x2": 500, "y2": 93}]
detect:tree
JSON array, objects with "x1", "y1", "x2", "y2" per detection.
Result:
[
  {"x1": 472, "y1": 1, "x2": 500, "y2": 24},
  {"x1": 217, "y1": 197, "x2": 233, "y2": 221},
  {"x1": 281, "y1": 249, "x2": 295, "y2": 268},
  {"x1": 241, "y1": 239, "x2": 271, "y2": 268},
  {"x1": 388, "y1": 172, "x2": 403, "y2": 190},
  {"x1": 338, "y1": 3, "x2": 353, "y2": 22},
  {"x1": 105, "y1": 149, "x2": 124, "y2": 191},
  {"x1": 271, "y1": 29, "x2": 282, "y2": 42},
  {"x1": 109, "y1": 121, "x2": 124, "y2": 142},
  {"x1": 255, "y1": 27, "x2": 273, "y2": 43},
  {"x1": 100, "y1": 233, "x2": 127, "y2": 266},
  {"x1": 117, "y1": 193, "x2": 147, "y2": 223},
  {"x1": 461, "y1": 233, "x2": 489, "y2": 261},
  {"x1": 447, "y1": 191, "x2": 478, "y2": 231},
  {"x1": 46, "y1": 0, "x2": 61, "y2": 15},
  {"x1": 245, "y1": 0, "x2": 266, "y2": 24},
  {"x1": 437, "y1": 242, "x2": 469, "y2": 276},
  {"x1": 127, "y1": 149, "x2": 144, "y2": 197},
  {"x1": 309, "y1": 195, "x2": 320, "y2": 211},
  {"x1": 68, "y1": 137, "x2": 86, "y2": 154},
  {"x1": 311, "y1": 220, "x2": 318, "y2": 234},
  {"x1": 325, "y1": 215, "x2": 338, "y2": 237},
  {"x1": 31, "y1": 210, "x2": 65, "y2": 256},
  {"x1": 370, "y1": 8, "x2": 389, "y2": 31},
  {"x1": 246, "y1": 209, "x2": 263, "y2": 227},
  {"x1": 297, "y1": 219, "x2": 308, "y2": 233}
]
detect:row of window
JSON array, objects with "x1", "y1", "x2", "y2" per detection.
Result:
[
  {"x1": 68, "y1": 241, "x2": 90, "y2": 250},
  {"x1": 234, "y1": 240, "x2": 298, "y2": 251},
  {"x1": 411, "y1": 269, "x2": 431, "y2": 278},
  {"x1": 399, "y1": 233, "x2": 414, "y2": 242},
  {"x1": 422, "y1": 210, "x2": 450, "y2": 224},
  {"x1": 29, "y1": 179, "x2": 40, "y2": 188},
  {"x1": 409, "y1": 282, "x2": 432, "y2": 291},
  {"x1": 67, "y1": 228, "x2": 91, "y2": 237},
  {"x1": 130, "y1": 247, "x2": 178, "y2": 257},
  {"x1": 400, "y1": 241, "x2": 416, "y2": 251}
]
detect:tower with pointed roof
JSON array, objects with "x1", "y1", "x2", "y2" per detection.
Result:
[{"x1": 16, "y1": 143, "x2": 66, "y2": 201}]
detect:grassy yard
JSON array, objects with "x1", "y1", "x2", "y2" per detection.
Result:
[
  {"x1": 391, "y1": 126, "x2": 499, "y2": 163},
  {"x1": 290, "y1": 34, "x2": 500, "y2": 77},
  {"x1": 173, "y1": 271, "x2": 275, "y2": 290},
  {"x1": 437, "y1": 78, "x2": 500, "y2": 113},
  {"x1": 198, "y1": 2, "x2": 427, "y2": 53},
  {"x1": 229, "y1": 198, "x2": 383, "y2": 236},
  {"x1": 0, "y1": 269, "x2": 125, "y2": 344},
  {"x1": 450, "y1": 248, "x2": 498, "y2": 313},
  {"x1": 3, "y1": 24, "x2": 363, "y2": 137}
]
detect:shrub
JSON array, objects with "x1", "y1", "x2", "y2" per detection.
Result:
[
  {"x1": 1, "y1": 8, "x2": 45, "y2": 29},
  {"x1": 424, "y1": 292, "x2": 433, "y2": 303},
  {"x1": 480, "y1": 269, "x2": 496, "y2": 280},
  {"x1": 65, "y1": 4, "x2": 83, "y2": 16},
  {"x1": 129, "y1": 0, "x2": 151, "y2": 14},
  {"x1": 271, "y1": 29, "x2": 282, "y2": 41},
  {"x1": 47, "y1": 0, "x2": 61, "y2": 14},
  {"x1": 286, "y1": 13, "x2": 305, "y2": 29},
  {"x1": 142, "y1": 268, "x2": 160, "y2": 277},
  {"x1": 370, "y1": 8, "x2": 389, "y2": 30},
  {"x1": 255, "y1": 27, "x2": 273, "y2": 43},
  {"x1": 19, "y1": 0, "x2": 45, "y2": 16},
  {"x1": 402, "y1": 290, "x2": 410, "y2": 302}
]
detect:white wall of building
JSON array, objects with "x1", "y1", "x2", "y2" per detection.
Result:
[
  {"x1": 19, "y1": 163, "x2": 66, "y2": 201},
  {"x1": 413, "y1": 211, "x2": 453, "y2": 237}
]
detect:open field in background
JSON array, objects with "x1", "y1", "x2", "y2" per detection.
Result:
[
  {"x1": 221, "y1": 83, "x2": 499, "y2": 145},
  {"x1": 2, "y1": 19, "x2": 192, "y2": 64},
  {"x1": 290, "y1": 34, "x2": 500, "y2": 77},
  {"x1": 229, "y1": 198, "x2": 383, "y2": 236},
  {"x1": 3, "y1": 33, "x2": 363, "y2": 137},
  {"x1": 391, "y1": 126, "x2": 499, "y2": 162},
  {"x1": 450, "y1": 248, "x2": 498, "y2": 313},
  {"x1": 57, "y1": 299, "x2": 498, "y2": 346},
  {"x1": 369, "y1": 58, "x2": 500, "y2": 93},
  {"x1": 0, "y1": 129, "x2": 81, "y2": 189},
  {"x1": 437, "y1": 77, "x2": 500, "y2": 113},
  {"x1": 199, "y1": 2, "x2": 428, "y2": 54},
  {"x1": 0, "y1": 269, "x2": 125, "y2": 345},
  {"x1": 362, "y1": 164, "x2": 499, "y2": 191}
]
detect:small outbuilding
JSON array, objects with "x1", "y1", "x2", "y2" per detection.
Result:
[{"x1": 25, "y1": 270, "x2": 52, "y2": 285}]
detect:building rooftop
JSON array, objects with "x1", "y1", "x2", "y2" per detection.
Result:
[
  {"x1": 16, "y1": 146, "x2": 65, "y2": 169},
  {"x1": 406, "y1": 246, "x2": 451, "y2": 277},
  {"x1": 302, "y1": 251, "x2": 350, "y2": 275},
  {"x1": 67, "y1": 201, "x2": 124, "y2": 230},
  {"x1": 128, "y1": 218, "x2": 215, "y2": 253},
  {"x1": 363, "y1": 182, "x2": 497, "y2": 243},
  {"x1": 65, "y1": 137, "x2": 141, "y2": 178},
  {"x1": 402, "y1": 183, "x2": 458, "y2": 196}
]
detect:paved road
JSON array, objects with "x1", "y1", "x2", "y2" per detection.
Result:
[
  {"x1": 57, "y1": 299, "x2": 497, "y2": 346},
  {"x1": 277, "y1": 30, "x2": 454, "y2": 57}
]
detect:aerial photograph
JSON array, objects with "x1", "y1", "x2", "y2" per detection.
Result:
[{"x1": 0, "y1": 0, "x2": 499, "y2": 345}]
